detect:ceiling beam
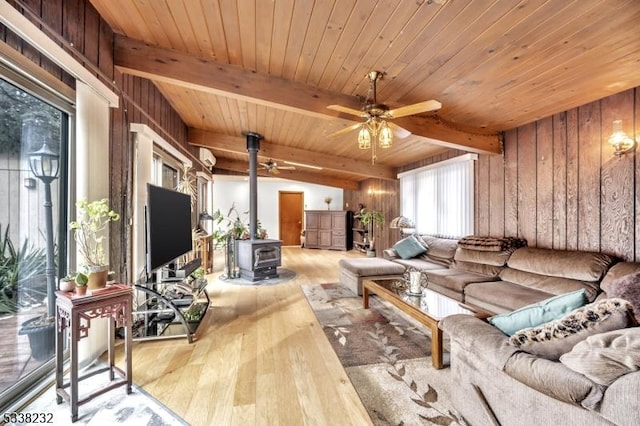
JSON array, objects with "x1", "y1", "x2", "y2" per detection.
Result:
[
  {"x1": 212, "y1": 158, "x2": 359, "y2": 191},
  {"x1": 189, "y1": 129, "x2": 397, "y2": 181},
  {"x1": 114, "y1": 35, "x2": 501, "y2": 154}
]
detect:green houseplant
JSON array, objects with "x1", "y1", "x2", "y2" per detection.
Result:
[
  {"x1": 70, "y1": 199, "x2": 120, "y2": 289},
  {"x1": 359, "y1": 209, "x2": 385, "y2": 256}
]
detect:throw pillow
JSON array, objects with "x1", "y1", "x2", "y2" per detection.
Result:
[
  {"x1": 488, "y1": 289, "x2": 587, "y2": 336},
  {"x1": 393, "y1": 235, "x2": 428, "y2": 259},
  {"x1": 509, "y1": 298, "x2": 637, "y2": 361},
  {"x1": 560, "y1": 327, "x2": 640, "y2": 386},
  {"x1": 601, "y1": 271, "x2": 640, "y2": 322}
]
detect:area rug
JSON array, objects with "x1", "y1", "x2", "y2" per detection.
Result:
[
  {"x1": 219, "y1": 267, "x2": 296, "y2": 286},
  {"x1": 14, "y1": 366, "x2": 187, "y2": 426},
  {"x1": 301, "y1": 283, "x2": 467, "y2": 426}
]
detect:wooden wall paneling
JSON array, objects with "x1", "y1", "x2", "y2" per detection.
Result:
[
  {"x1": 503, "y1": 128, "x2": 518, "y2": 237},
  {"x1": 577, "y1": 100, "x2": 601, "y2": 252},
  {"x1": 40, "y1": 0, "x2": 64, "y2": 81},
  {"x1": 475, "y1": 153, "x2": 490, "y2": 236},
  {"x1": 552, "y1": 112, "x2": 568, "y2": 249},
  {"x1": 600, "y1": 90, "x2": 634, "y2": 260},
  {"x1": 83, "y1": 3, "x2": 99, "y2": 65},
  {"x1": 536, "y1": 117, "x2": 554, "y2": 248},
  {"x1": 98, "y1": 15, "x2": 113, "y2": 80},
  {"x1": 516, "y1": 123, "x2": 537, "y2": 245},
  {"x1": 488, "y1": 152, "x2": 505, "y2": 238},
  {"x1": 565, "y1": 108, "x2": 580, "y2": 250}
]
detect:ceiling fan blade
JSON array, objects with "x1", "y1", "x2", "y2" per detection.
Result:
[
  {"x1": 327, "y1": 104, "x2": 367, "y2": 118},
  {"x1": 388, "y1": 122, "x2": 412, "y2": 139},
  {"x1": 387, "y1": 100, "x2": 441, "y2": 118},
  {"x1": 326, "y1": 122, "x2": 362, "y2": 138}
]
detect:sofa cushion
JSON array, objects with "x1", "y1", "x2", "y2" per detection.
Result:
[
  {"x1": 560, "y1": 327, "x2": 640, "y2": 386},
  {"x1": 504, "y1": 352, "x2": 605, "y2": 410},
  {"x1": 601, "y1": 268, "x2": 640, "y2": 323},
  {"x1": 392, "y1": 235, "x2": 427, "y2": 259},
  {"x1": 425, "y1": 268, "x2": 499, "y2": 294},
  {"x1": 338, "y1": 258, "x2": 406, "y2": 276},
  {"x1": 499, "y1": 268, "x2": 600, "y2": 301},
  {"x1": 600, "y1": 262, "x2": 640, "y2": 293},
  {"x1": 488, "y1": 289, "x2": 588, "y2": 336},
  {"x1": 391, "y1": 257, "x2": 446, "y2": 271},
  {"x1": 418, "y1": 235, "x2": 458, "y2": 267},
  {"x1": 454, "y1": 247, "x2": 511, "y2": 267},
  {"x1": 464, "y1": 280, "x2": 557, "y2": 313},
  {"x1": 453, "y1": 260, "x2": 504, "y2": 277},
  {"x1": 506, "y1": 247, "x2": 614, "y2": 282},
  {"x1": 509, "y1": 298, "x2": 636, "y2": 360}
]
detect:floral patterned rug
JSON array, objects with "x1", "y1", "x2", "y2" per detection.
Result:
[{"x1": 301, "y1": 283, "x2": 467, "y2": 426}]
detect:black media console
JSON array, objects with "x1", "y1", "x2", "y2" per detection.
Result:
[{"x1": 132, "y1": 258, "x2": 210, "y2": 343}]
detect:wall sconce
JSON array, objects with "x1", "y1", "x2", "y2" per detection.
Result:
[{"x1": 608, "y1": 119, "x2": 636, "y2": 157}]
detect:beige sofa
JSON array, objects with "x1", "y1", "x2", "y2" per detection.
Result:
[{"x1": 440, "y1": 261, "x2": 640, "y2": 426}]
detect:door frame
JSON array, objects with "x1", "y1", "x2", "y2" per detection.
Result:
[{"x1": 278, "y1": 191, "x2": 304, "y2": 246}]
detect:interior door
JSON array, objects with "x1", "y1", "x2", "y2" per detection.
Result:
[{"x1": 279, "y1": 191, "x2": 304, "y2": 246}]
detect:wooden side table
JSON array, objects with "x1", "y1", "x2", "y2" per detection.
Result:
[{"x1": 55, "y1": 284, "x2": 133, "y2": 422}]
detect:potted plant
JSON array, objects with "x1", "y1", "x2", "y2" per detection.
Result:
[
  {"x1": 324, "y1": 196, "x2": 332, "y2": 210},
  {"x1": 70, "y1": 199, "x2": 120, "y2": 289},
  {"x1": 74, "y1": 272, "x2": 88, "y2": 296},
  {"x1": 359, "y1": 209, "x2": 385, "y2": 257},
  {"x1": 59, "y1": 273, "x2": 76, "y2": 292}
]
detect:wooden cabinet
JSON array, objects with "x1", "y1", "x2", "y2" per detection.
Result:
[{"x1": 304, "y1": 210, "x2": 352, "y2": 250}]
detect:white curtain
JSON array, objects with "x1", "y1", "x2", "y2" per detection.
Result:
[
  {"x1": 76, "y1": 81, "x2": 111, "y2": 368},
  {"x1": 399, "y1": 154, "x2": 476, "y2": 239}
]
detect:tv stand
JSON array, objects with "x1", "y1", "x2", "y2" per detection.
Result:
[
  {"x1": 132, "y1": 263, "x2": 209, "y2": 343},
  {"x1": 161, "y1": 258, "x2": 201, "y2": 281}
]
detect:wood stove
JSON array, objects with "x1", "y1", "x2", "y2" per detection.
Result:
[{"x1": 236, "y1": 132, "x2": 282, "y2": 281}]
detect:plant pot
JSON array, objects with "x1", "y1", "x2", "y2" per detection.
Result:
[
  {"x1": 18, "y1": 317, "x2": 55, "y2": 361},
  {"x1": 59, "y1": 279, "x2": 75, "y2": 292},
  {"x1": 87, "y1": 265, "x2": 109, "y2": 289},
  {"x1": 75, "y1": 285, "x2": 88, "y2": 296}
]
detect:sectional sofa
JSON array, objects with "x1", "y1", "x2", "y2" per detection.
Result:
[{"x1": 356, "y1": 234, "x2": 640, "y2": 425}]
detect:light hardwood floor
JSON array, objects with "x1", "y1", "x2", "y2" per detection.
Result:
[{"x1": 121, "y1": 247, "x2": 373, "y2": 425}]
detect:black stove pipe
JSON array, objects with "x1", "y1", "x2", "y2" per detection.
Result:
[{"x1": 244, "y1": 131, "x2": 263, "y2": 240}]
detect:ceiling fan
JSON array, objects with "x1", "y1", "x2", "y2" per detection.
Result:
[
  {"x1": 259, "y1": 159, "x2": 295, "y2": 175},
  {"x1": 327, "y1": 71, "x2": 441, "y2": 163}
]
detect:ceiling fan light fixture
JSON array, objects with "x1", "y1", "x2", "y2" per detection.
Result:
[
  {"x1": 379, "y1": 122, "x2": 393, "y2": 148},
  {"x1": 358, "y1": 126, "x2": 371, "y2": 149}
]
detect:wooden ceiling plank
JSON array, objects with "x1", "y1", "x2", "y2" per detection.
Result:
[
  {"x1": 269, "y1": 0, "x2": 295, "y2": 76},
  {"x1": 144, "y1": 0, "x2": 187, "y2": 52},
  {"x1": 255, "y1": 0, "x2": 275, "y2": 74},
  {"x1": 217, "y1": 0, "x2": 243, "y2": 65},
  {"x1": 337, "y1": 0, "x2": 431, "y2": 96},
  {"x1": 114, "y1": 35, "x2": 500, "y2": 153},
  {"x1": 200, "y1": 0, "x2": 229, "y2": 63},
  {"x1": 212, "y1": 158, "x2": 359, "y2": 190},
  {"x1": 393, "y1": 0, "x2": 541, "y2": 106},
  {"x1": 281, "y1": 0, "x2": 316, "y2": 81},
  {"x1": 326, "y1": 0, "x2": 401, "y2": 92},
  {"x1": 305, "y1": 0, "x2": 358, "y2": 87},
  {"x1": 316, "y1": 1, "x2": 378, "y2": 90},
  {"x1": 237, "y1": 0, "x2": 257, "y2": 70},
  {"x1": 293, "y1": 0, "x2": 336, "y2": 83},
  {"x1": 184, "y1": 1, "x2": 215, "y2": 58},
  {"x1": 164, "y1": 1, "x2": 201, "y2": 56},
  {"x1": 189, "y1": 129, "x2": 396, "y2": 181}
]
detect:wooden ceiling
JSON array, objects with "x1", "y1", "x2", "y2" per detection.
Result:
[{"x1": 90, "y1": 0, "x2": 640, "y2": 188}]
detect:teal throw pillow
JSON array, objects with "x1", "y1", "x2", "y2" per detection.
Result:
[
  {"x1": 393, "y1": 235, "x2": 427, "y2": 259},
  {"x1": 488, "y1": 289, "x2": 588, "y2": 336}
]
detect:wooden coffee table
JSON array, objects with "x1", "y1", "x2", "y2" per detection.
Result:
[{"x1": 362, "y1": 278, "x2": 488, "y2": 369}]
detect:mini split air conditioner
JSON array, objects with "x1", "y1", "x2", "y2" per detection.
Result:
[{"x1": 199, "y1": 148, "x2": 216, "y2": 168}]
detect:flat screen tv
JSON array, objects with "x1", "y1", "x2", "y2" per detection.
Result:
[{"x1": 145, "y1": 183, "x2": 192, "y2": 275}]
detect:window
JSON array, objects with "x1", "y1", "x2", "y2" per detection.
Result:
[
  {"x1": 399, "y1": 154, "x2": 476, "y2": 238},
  {"x1": 0, "y1": 70, "x2": 71, "y2": 406}
]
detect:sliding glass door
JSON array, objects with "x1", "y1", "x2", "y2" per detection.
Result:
[{"x1": 0, "y1": 73, "x2": 70, "y2": 409}]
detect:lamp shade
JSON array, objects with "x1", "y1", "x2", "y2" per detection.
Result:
[
  {"x1": 358, "y1": 126, "x2": 371, "y2": 149},
  {"x1": 28, "y1": 143, "x2": 59, "y2": 183},
  {"x1": 379, "y1": 122, "x2": 393, "y2": 148}
]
